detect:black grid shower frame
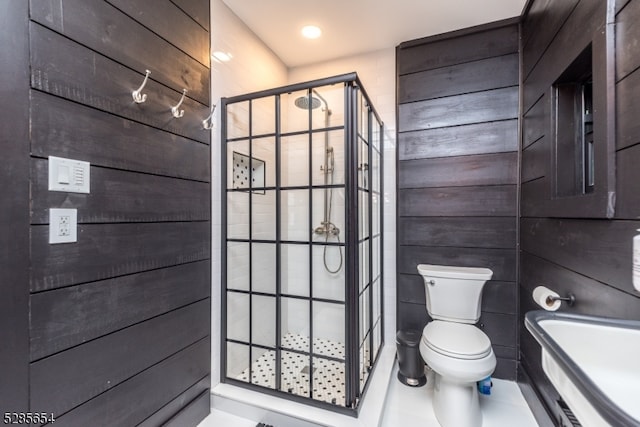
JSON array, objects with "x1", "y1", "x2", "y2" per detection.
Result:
[
  {"x1": 221, "y1": 73, "x2": 384, "y2": 416},
  {"x1": 354, "y1": 93, "x2": 385, "y2": 398}
]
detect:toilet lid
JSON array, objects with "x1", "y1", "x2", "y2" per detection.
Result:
[{"x1": 422, "y1": 321, "x2": 492, "y2": 360}]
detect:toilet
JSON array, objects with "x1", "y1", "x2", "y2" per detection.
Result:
[{"x1": 417, "y1": 264, "x2": 496, "y2": 427}]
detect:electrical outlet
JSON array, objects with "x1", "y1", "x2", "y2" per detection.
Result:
[
  {"x1": 58, "y1": 215, "x2": 70, "y2": 236},
  {"x1": 49, "y1": 209, "x2": 77, "y2": 244}
]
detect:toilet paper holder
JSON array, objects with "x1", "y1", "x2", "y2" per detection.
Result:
[{"x1": 546, "y1": 292, "x2": 576, "y2": 307}]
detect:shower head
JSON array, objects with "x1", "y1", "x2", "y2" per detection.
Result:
[{"x1": 294, "y1": 95, "x2": 322, "y2": 110}]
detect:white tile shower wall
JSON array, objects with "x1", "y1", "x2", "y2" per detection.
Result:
[
  {"x1": 289, "y1": 48, "x2": 397, "y2": 344},
  {"x1": 211, "y1": 0, "x2": 288, "y2": 385},
  {"x1": 212, "y1": 0, "x2": 398, "y2": 386}
]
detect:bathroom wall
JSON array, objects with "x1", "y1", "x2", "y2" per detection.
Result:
[
  {"x1": 290, "y1": 48, "x2": 398, "y2": 344},
  {"x1": 210, "y1": 0, "x2": 289, "y2": 383},
  {"x1": 396, "y1": 20, "x2": 520, "y2": 380},
  {"x1": 0, "y1": 0, "x2": 30, "y2": 411},
  {"x1": 1, "y1": 0, "x2": 213, "y2": 424},
  {"x1": 519, "y1": 0, "x2": 640, "y2": 423},
  {"x1": 213, "y1": 10, "x2": 397, "y2": 380}
]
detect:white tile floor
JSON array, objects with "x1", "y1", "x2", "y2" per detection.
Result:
[
  {"x1": 380, "y1": 367, "x2": 539, "y2": 427},
  {"x1": 199, "y1": 364, "x2": 540, "y2": 427}
]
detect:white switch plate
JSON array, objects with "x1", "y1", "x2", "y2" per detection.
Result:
[
  {"x1": 48, "y1": 156, "x2": 90, "y2": 193},
  {"x1": 49, "y1": 208, "x2": 77, "y2": 244}
]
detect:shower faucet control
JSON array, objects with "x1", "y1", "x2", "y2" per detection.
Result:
[{"x1": 314, "y1": 222, "x2": 340, "y2": 236}]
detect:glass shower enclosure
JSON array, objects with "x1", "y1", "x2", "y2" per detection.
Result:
[{"x1": 221, "y1": 73, "x2": 383, "y2": 414}]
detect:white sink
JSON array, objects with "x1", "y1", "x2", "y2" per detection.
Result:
[{"x1": 525, "y1": 311, "x2": 640, "y2": 427}]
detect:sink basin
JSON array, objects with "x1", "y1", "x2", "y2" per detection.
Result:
[{"x1": 525, "y1": 310, "x2": 640, "y2": 427}]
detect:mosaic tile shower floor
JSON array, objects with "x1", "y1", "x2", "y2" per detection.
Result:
[{"x1": 236, "y1": 334, "x2": 349, "y2": 406}]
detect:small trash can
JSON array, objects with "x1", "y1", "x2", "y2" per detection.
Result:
[{"x1": 396, "y1": 329, "x2": 427, "y2": 387}]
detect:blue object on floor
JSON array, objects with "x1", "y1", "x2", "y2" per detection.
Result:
[{"x1": 477, "y1": 376, "x2": 492, "y2": 395}]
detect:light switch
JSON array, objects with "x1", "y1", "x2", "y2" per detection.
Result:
[
  {"x1": 58, "y1": 165, "x2": 70, "y2": 184},
  {"x1": 48, "y1": 156, "x2": 90, "y2": 193},
  {"x1": 49, "y1": 208, "x2": 77, "y2": 244}
]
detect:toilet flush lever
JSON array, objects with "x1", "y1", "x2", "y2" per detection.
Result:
[{"x1": 428, "y1": 280, "x2": 436, "y2": 286}]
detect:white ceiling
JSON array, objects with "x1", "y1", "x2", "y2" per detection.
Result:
[{"x1": 222, "y1": 0, "x2": 528, "y2": 68}]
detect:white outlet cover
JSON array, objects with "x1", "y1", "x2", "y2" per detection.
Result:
[
  {"x1": 49, "y1": 208, "x2": 78, "y2": 244},
  {"x1": 48, "y1": 156, "x2": 90, "y2": 194}
]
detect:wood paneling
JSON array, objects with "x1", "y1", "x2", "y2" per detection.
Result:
[
  {"x1": 522, "y1": 0, "x2": 580, "y2": 79},
  {"x1": 31, "y1": 301, "x2": 209, "y2": 415},
  {"x1": 520, "y1": 177, "x2": 549, "y2": 217},
  {"x1": 616, "y1": 143, "x2": 640, "y2": 218},
  {"x1": 396, "y1": 22, "x2": 519, "y2": 379},
  {"x1": 30, "y1": 23, "x2": 210, "y2": 144},
  {"x1": 398, "y1": 120, "x2": 518, "y2": 161},
  {"x1": 521, "y1": 136, "x2": 548, "y2": 183},
  {"x1": 7, "y1": 0, "x2": 213, "y2": 424},
  {"x1": 617, "y1": 0, "x2": 633, "y2": 13},
  {"x1": 138, "y1": 377, "x2": 211, "y2": 427},
  {"x1": 521, "y1": 252, "x2": 640, "y2": 320},
  {"x1": 521, "y1": 0, "x2": 552, "y2": 48},
  {"x1": 616, "y1": 67, "x2": 640, "y2": 150},
  {"x1": 482, "y1": 281, "x2": 518, "y2": 315},
  {"x1": 0, "y1": 0, "x2": 30, "y2": 411},
  {"x1": 162, "y1": 391, "x2": 211, "y2": 427},
  {"x1": 398, "y1": 186, "x2": 517, "y2": 217},
  {"x1": 399, "y1": 87, "x2": 519, "y2": 132},
  {"x1": 398, "y1": 274, "x2": 517, "y2": 315},
  {"x1": 30, "y1": 261, "x2": 210, "y2": 360},
  {"x1": 106, "y1": 0, "x2": 210, "y2": 66},
  {"x1": 398, "y1": 54, "x2": 519, "y2": 103},
  {"x1": 30, "y1": 91, "x2": 210, "y2": 181},
  {"x1": 399, "y1": 152, "x2": 518, "y2": 188},
  {"x1": 48, "y1": 338, "x2": 209, "y2": 427},
  {"x1": 522, "y1": 0, "x2": 605, "y2": 112},
  {"x1": 398, "y1": 246, "x2": 517, "y2": 282},
  {"x1": 399, "y1": 217, "x2": 516, "y2": 248},
  {"x1": 397, "y1": 24, "x2": 518, "y2": 75},
  {"x1": 522, "y1": 94, "x2": 547, "y2": 149},
  {"x1": 31, "y1": 222, "x2": 210, "y2": 291},
  {"x1": 615, "y1": 0, "x2": 640, "y2": 81},
  {"x1": 30, "y1": 0, "x2": 209, "y2": 104},
  {"x1": 171, "y1": 0, "x2": 210, "y2": 31},
  {"x1": 521, "y1": 217, "x2": 638, "y2": 294},
  {"x1": 479, "y1": 312, "x2": 516, "y2": 349},
  {"x1": 31, "y1": 159, "x2": 210, "y2": 224}
]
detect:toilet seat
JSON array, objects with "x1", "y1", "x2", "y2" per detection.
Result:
[{"x1": 422, "y1": 321, "x2": 491, "y2": 360}]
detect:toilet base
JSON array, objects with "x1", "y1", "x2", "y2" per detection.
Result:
[{"x1": 432, "y1": 373, "x2": 482, "y2": 427}]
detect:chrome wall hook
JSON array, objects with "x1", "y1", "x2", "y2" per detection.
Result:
[
  {"x1": 171, "y1": 89, "x2": 188, "y2": 118},
  {"x1": 132, "y1": 69, "x2": 151, "y2": 104},
  {"x1": 202, "y1": 104, "x2": 216, "y2": 130}
]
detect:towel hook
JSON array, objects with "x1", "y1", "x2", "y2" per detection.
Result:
[
  {"x1": 202, "y1": 104, "x2": 216, "y2": 130},
  {"x1": 132, "y1": 69, "x2": 151, "y2": 104},
  {"x1": 171, "y1": 89, "x2": 188, "y2": 118}
]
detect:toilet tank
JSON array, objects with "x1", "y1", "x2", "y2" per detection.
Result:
[{"x1": 417, "y1": 264, "x2": 493, "y2": 324}]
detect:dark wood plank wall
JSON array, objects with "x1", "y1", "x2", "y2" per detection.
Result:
[
  {"x1": 520, "y1": 0, "x2": 640, "y2": 424},
  {"x1": 396, "y1": 20, "x2": 520, "y2": 380},
  {"x1": 3, "y1": 0, "x2": 213, "y2": 424},
  {"x1": 0, "y1": 0, "x2": 31, "y2": 413}
]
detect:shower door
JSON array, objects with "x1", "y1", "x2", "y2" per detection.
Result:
[{"x1": 221, "y1": 73, "x2": 383, "y2": 415}]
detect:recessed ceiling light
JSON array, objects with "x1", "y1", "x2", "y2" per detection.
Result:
[
  {"x1": 212, "y1": 51, "x2": 233, "y2": 62},
  {"x1": 301, "y1": 25, "x2": 322, "y2": 39}
]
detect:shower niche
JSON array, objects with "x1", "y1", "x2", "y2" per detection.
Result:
[
  {"x1": 222, "y1": 73, "x2": 383, "y2": 414},
  {"x1": 232, "y1": 151, "x2": 265, "y2": 193}
]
